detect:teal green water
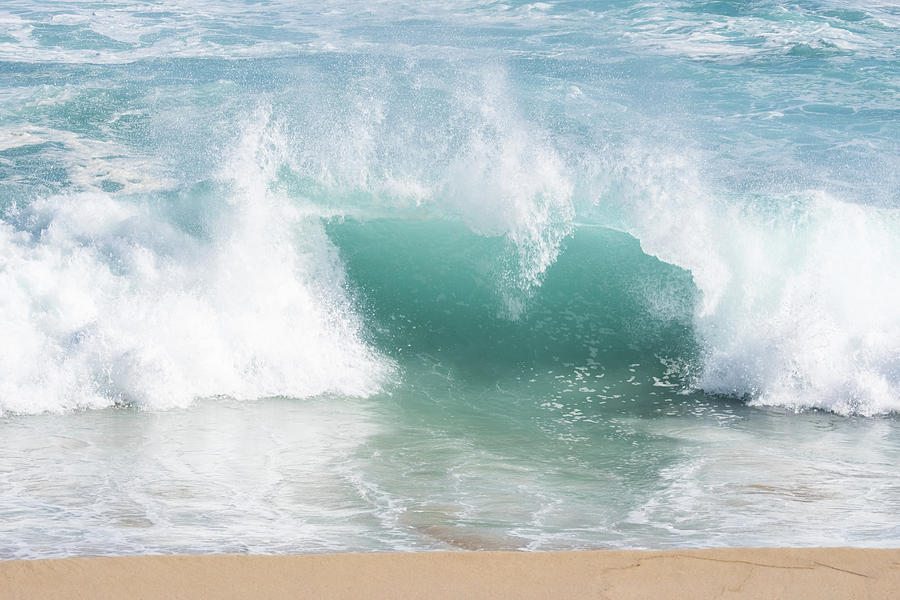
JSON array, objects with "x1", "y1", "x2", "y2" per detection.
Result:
[
  {"x1": 1, "y1": 0, "x2": 899, "y2": 557},
  {"x1": 331, "y1": 220, "x2": 697, "y2": 381}
]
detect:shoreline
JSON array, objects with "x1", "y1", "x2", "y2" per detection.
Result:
[{"x1": 2, "y1": 548, "x2": 898, "y2": 599}]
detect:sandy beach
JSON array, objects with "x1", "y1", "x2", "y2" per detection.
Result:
[{"x1": 2, "y1": 548, "x2": 898, "y2": 599}]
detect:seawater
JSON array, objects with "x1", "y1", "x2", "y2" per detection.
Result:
[{"x1": 1, "y1": 1, "x2": 899, "y2": 557}]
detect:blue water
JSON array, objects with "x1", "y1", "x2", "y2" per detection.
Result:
[{"x1": 1, "y1": 1, "x2": 899, "y2": 557}]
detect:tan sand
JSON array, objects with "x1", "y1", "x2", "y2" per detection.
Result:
[{"x1": 2, "y1": 548, "x2": 898, "y2": 599}]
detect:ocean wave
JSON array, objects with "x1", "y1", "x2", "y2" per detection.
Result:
[
  {"x1": 4, "y1": 98, "x2": 899, "y2": 417},
  {"x1": 1, "y1": 0, "x2": 898, "y2": 416}
]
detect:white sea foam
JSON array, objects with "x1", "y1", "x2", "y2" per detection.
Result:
[
  {"x1": 1, "y1": 0, "x2": 894, "y2": 66},
  {"x1": 0, "y1": 126, "x2": 175, "y2": 193},
  {"x1": 0, "y1": 112, "x2": 390, "y2": 414},
  {"x1": 600, "y1": 143, "x2": 900, "y2": 415},
  {"x1": 623, "y1": 1, "x2": 896, "y2": 62},
  {"x1": 695, "y1": 194, "x2": 900, "y2": 415}
]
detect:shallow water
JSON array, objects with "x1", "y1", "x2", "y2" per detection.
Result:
[
  {"x1": 1, "y1": 0, "x2": 899, "y2": 557},
  {"x1": 3, "y1": 395, "x2": 899, "y2": 558}
]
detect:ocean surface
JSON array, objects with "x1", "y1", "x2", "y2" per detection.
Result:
[{"x1": 1, "y1": 0, "x2": 899, "y2": 558}]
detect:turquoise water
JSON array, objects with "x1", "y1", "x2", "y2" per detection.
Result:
[{"x1": 1, "y1": 1, "x2": 899, "y2": 557}]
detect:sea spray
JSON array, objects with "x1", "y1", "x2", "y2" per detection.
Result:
[
  {"x1": 589, "y1": 140, "x2": 900, "y2": 415},
  {"x1": 441, "y1": 68, "x2": 575, "y2": 316},
  {"x1": 275, "y1": 65, "x2": 576, "y2": 317},
  {"x1": 0, "y1": 112, "x2": 390, "y2": 414}
]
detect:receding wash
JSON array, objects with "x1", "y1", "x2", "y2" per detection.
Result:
[{"x1": 1, "y1": 1, "x2": 898, "y2": 558}]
